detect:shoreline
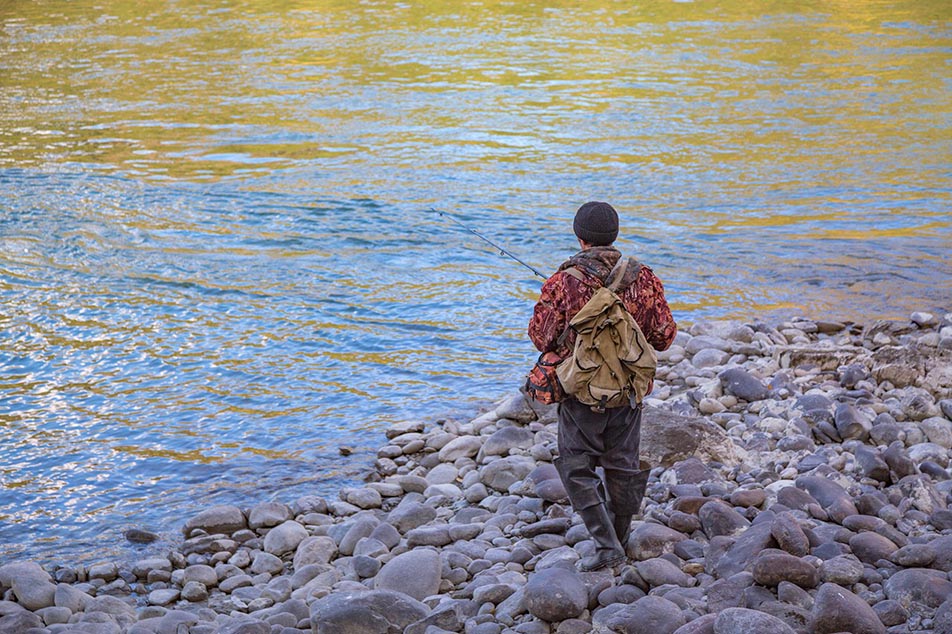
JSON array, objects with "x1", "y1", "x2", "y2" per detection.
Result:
[{"x1": 1, "y1": 311, "x2": 951, "y2": 634}]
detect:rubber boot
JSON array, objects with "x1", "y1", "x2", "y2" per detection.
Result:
[
  {"x1": 605, "y1": 469, "x2": 650, "y2": 549},
  {"x1": 554, "y1": 454, "x2": 626, "y2": 571},
  {"x1": 575, "y1": 503, "x2": 626, "y2": 571}
]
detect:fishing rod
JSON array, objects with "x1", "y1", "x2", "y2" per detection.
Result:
[{"x1": 431, "y1": 208, "x2": 547, "y2": 280}]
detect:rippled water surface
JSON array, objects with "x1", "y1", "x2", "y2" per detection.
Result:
[{"x1": 1, "y1": 0, "x2": 950, "y2": 565}]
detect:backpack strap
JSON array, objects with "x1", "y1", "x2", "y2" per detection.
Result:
[
  {"x1": 563, "y1": 267, "x2": 587, "y2": 283},
  {"x1": 605, "y1": 257, "x2": 641, "y2": 292}
]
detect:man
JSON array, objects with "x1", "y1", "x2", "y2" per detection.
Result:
[{"x1": 528, "y1": 201, "x2": 677, "y2": 571}]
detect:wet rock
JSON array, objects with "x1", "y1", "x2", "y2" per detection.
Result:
[
  {"x1": 524, "y1": 567, "x2": 587, "y2": 622},
  {"x1": 124, "y1": 528, "x2": 160, "y2": 544},
  {"x1": 809, "y1": 582, "x2": 886, "y2": 634},
  {"x1": 713, "y1": 607, "x2": 796, "y2": 634},
  {"x1": 309, "y1": 589, "x2": 429, "y2": 634},
  {"x1": 698, "y1": 499, "x2": 749, "y2": 538},
  {"x1": 375, "y1": 548, "x2": 442, "y2": 601}
]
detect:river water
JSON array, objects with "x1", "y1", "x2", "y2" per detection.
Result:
[{"x1": 1, "y1": 0, "x2": 950, "y2": 566}]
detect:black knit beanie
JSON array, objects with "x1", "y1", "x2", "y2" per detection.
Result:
[{"x1": 573, "y1": 201, "x2": 619, "y2": 246}]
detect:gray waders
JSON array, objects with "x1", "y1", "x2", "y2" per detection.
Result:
[{"x1": 555, "y1": 399, "x2": 650, "y2": 571}]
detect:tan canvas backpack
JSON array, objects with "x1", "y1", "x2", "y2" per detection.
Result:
[{"x1": 556, "y1": 257, "x2": 657, "y2": 412}]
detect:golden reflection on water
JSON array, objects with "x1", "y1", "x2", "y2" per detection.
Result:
[{"x1": 1, "y1": 0, "x2": 949, "y2": 192}]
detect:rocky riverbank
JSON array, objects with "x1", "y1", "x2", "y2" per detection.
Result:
[{"x1": 2, "y1": 312, "x2": 952, "y2": 634}]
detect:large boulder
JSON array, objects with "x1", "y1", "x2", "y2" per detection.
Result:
[{"x1": 641, "y1": 406, "x2": 746, "y2": 467}]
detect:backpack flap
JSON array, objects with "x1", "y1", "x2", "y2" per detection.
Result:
[{"x1": 556, "y1": 267, "x2": 657, "y2": 411}]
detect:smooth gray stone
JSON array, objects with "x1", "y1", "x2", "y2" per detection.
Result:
[
  {"x1": 714, "y1": 521, "x2": 775, "y2": 579},
  {"x1": 884, "y1": 568, "x2": 952, "y2": 609},
  {"x1": 794, "y1": 475, "x2": 858, "y2": 520},
  {"x1": 374, "y1": 548, "x2": 441, "y2": 601},
  {"x1": 770, "y1": 513, "x2": 810, "y2": 557},
  {"x1": 248, "y1": 501, "x2": 293, "y2": 529},
  {"x1": 819, "y1": 555, "x2": 864, "y2": 586},
  {"x1": 698, "y1": 499, "x2": 749, "y2": 538},
  {"x1": 481, "y1": 426, "x2": 535, "y2": 457},
  {"x1": 935, "y1": 598, "x2": 952, "y2": 634},
  {"x1": 593, "y1": 595, "x2": 686, "y2": 634},
  {"x1": 387, "y1": 501, "x2": 438, "y2": 535},
  {"x1": 634, "y1": 558, "x2": 695, "y2": 588},
  {"x1": 309, "y1": 589, "x2": 428, "y2": 634},
  {"x1": 714, "y1": 607, "x2": 796, "y2": 634},
  {"x1": 263, "y1": 520, "x2": 308, "y2": 557},
  {"x1": 751, "y1": 551, "x2": 819, "y2": 589},
  {"x1": 524, "y1": 567, "x2": 587, "y2": 622},
  {"x1": 809, "y1": 583, "x2": 886, "y2": 634},
  {"x1": 672, "y1": 613, "x2": 716, "y2": 634},
  {"x1": 848, "y1": 531, "x2": 899, "y2": 565},
  {"x1": 719, "y1": 367, "x2": 768, "y2": 402},
  {"x1": 182, "y1": 504, "x2": 247, "y2": 536}
]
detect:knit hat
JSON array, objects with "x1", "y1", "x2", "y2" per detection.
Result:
[{"x1": 573, "y1": 201, "x2": 619, "y2": 246}]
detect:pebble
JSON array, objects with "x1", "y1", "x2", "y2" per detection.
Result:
[{"x1": 1, "y1": 312, "x2": 950, "y2": 633}]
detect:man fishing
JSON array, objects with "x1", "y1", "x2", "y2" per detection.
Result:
[{"x1": 528, "y1": 201, "x2": 677, "y2": 571}]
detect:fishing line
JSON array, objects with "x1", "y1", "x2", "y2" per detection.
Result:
[{"x1": 431, "y1": 208, "x2": 547, "y2": 280}]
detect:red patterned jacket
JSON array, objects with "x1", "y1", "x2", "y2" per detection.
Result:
[{"x1": 528, "y1": 246, "x2": 677, "y2": 357}]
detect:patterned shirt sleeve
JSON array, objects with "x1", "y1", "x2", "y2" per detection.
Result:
[
  {"x1": 528, "y1": 272, "x2": 569, "y2": 353},
  {"x1": 626, "y1": 266, "x2": 677, "y2": 352}
]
